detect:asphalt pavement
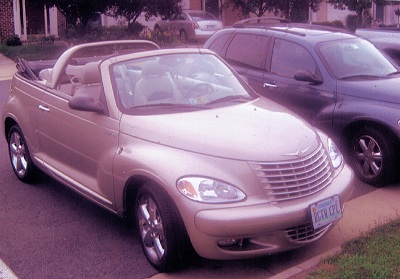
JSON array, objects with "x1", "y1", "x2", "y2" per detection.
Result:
[{"x1": 1, "y1": 53, "x2": 400, "y2": 279}]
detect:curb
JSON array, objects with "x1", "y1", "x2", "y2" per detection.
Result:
[{"x1": 269, "y1": 246, "x2": 342, "y2": 279}]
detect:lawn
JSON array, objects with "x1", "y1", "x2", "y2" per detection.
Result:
[
  {"x1": 306, "y1": 218, "x2": 400, "y2": 278},
  {"x1": 0, "y1": 43, "x2": 68, "y2": 62}
]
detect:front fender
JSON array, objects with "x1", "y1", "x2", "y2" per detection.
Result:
[{"x1": 332, "y1": 96, "x2": 400, "y2": 140}]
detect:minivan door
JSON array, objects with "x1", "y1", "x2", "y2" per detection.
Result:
[
  {"x1": 224, "y1": 33, "x2": 271, "y2": 94},
  {"x1": 262, "y1": 38, "x2": 335, "y2": 123}
]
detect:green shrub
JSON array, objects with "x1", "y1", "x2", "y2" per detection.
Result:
[
  {"x1": 314, "y1": 20, "x2": 346, "y2": 29},
  {"x1": 5, "y1": 35, "x2": 22, "y2": 46},
  {"x1": 144, "y1": 28, "x2": 181, "y2": 47}
]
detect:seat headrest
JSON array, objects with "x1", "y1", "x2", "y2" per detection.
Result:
[
  {"x1": 141, "y1": 61, "x2": 168, "y2": 77},
  {"x1": 81, "y1": 62, "x2": 101, "y2": 84}
]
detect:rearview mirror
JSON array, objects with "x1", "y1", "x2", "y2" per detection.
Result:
[{"x1": 294, "y1": 70, "x2": 323, "y2": 85}]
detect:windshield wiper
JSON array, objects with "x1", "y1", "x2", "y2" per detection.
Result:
[
  {"x1": 339, "y1": 74, "x2": 383, "y2": 80},
  {"x1": 387, "y1": 71, "x2": 400, "y2": 76},
  {"x1": 208, "y1": 95, "x2": 253, "y2": 105},
  {"x1": 132, "y1": 103, "x2": 208, "y2": 110}
]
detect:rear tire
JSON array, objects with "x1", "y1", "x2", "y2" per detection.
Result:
[
  {"x1": 349, "y1": 127, "x2": 397, "y2": 185},
  {"x1": 135, "y1": 182, "x2": 191, "y2": 271},
  {"x1": 179, "y1": 30, "x2": 187, "y2": 43},
  {"x1": 7, "y1": 125, "x2": 39, "y2": 182}
]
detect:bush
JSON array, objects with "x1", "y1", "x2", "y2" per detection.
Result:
[
  {"x1": 314, "y1": 20, "x2": 346, "y2": 29},
  {"x1": 5, "y1": 35, "x2": 22, "y2": 46},
  {"x1": 346, "y1": 15, "x2": 358, "y2": 32},
  {"x1": 143, "y1": 28, "x2": 181, "y2": 47}
]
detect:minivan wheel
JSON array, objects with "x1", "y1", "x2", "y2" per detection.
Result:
[
  {"x1": 135, "y1": 183, "x2": 190, "y2": 272},
  {"x1": 350, "y1": 127, "x2": 396, "y2": 185},
  {"x1": 7, "y1": 125, "x2": 38, "y2": 182}
]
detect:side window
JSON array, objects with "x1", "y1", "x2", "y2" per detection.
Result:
[
  {"x1": 271, "y1": 39, "x2": 318, "y2": 78},
  {"x1": 207, "y1": 33, "x2": 231, "y2": 54},
  {"x1": 225, "y1": 33, "x2": 270, "y2": 70}
]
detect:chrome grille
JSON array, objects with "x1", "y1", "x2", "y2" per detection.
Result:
[
  {"x1": 284, "y1": 223, "x2": 332, "y2": 243},
  {"x1": 250, "y1": 143, "x2": 333, "y2": 202}
]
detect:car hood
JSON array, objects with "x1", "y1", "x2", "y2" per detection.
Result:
[
  {"x1": 337, "y1": 77, "x2": 400, "y2": 104},
  {"x1": 120, "y1": 98, "x2": 321, "y2": 161}
]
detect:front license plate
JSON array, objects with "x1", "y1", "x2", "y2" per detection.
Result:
[{"x1": 310, "y1": 195, "x2": 343, "y2": 230}]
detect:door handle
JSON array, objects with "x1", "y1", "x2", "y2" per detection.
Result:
[
  {"x1": 263, "y1": 82, "x2": 277, "y2": 88},
  {"x1": 39, "y1": 105, "x2": 50, "y2": 112}
]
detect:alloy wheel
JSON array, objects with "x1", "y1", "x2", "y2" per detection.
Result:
[
  {"x1": 353, "y1": 135, "x2": 382, "y2": 179},
  {"x1": 137, "y1": 194, "x2": 166, "y2": 263},
  {"x1": 9, "y1": 130, "x2": 29, "y2": 178}
]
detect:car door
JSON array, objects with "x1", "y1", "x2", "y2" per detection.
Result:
[
  {"x1": 11, "y1": 77, "x2": 45, "y2": 161},
  {"x1": 223, "y1": 33, "x2": 271, "y2": 94},
  {"x1": 36, "y1": 79, "x2": 119, "y2": 209},
  {"x1": 262, "y1": 38, "x2": 336, "y2": 122}
]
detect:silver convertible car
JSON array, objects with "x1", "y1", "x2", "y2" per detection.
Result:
[{"x1": 2, "y1": 41, "x2": 353, "y2": 272}]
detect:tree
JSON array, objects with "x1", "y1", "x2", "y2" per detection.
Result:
[
  {"x1": 42, "y1": 0, "x2": 110, "y2": 28},
  {"x1": 106, "y1": 0, "x2": 148, "y2": 28},
  {"x1": 148, "y1": 0, "x2": 182, "y2": 19},
  {"x1": 328, "y1": 0, "x2": 387, "y2": 27},
  {"x1": 226, "y1": 0, "x2": 322, "y2": 21},
  {"x1": 106, "y1": 0, "x2": 182, "y2": 27}
]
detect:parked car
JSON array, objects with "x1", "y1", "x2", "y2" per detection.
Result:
[
  {"x1": 2, "y1": 40, "x2": 354, "y2": 272},
  {"x1": 154, "y1": 10, "x2": 223, "y2": 42},
  {"x1": 204, "y1": 21, "x2": 400, "y2": 185}
]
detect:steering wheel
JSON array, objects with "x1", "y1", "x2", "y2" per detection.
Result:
[{"x1": 186, "y1": 83, "x2": 214, "y2": 98}]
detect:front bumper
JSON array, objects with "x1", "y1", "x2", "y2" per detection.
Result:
[{"x1": 189, "y1": 164, "x2": 354, "y2": 259}]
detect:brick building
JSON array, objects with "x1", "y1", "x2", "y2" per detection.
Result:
[{"x1": 0, "y1": 0, "x2": 64, "y2": 42}]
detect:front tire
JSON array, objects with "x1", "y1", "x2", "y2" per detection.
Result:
[
  {"x1": 350, "y1": 127, "x2": 397, "y2": 185},
  {"x1": 135, "y1": 183, "x2": 191, "y2": 272},
  {"x1": 7, "y1": 125, "x2": 39, "y2": 182}
]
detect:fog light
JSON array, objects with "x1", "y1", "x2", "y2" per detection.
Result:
[{"x1": 218, "y1": 238, "x2": 241, "y2": 247}]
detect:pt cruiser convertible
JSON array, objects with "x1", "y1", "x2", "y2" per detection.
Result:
[{"x1": 1, "y1": 41, "x2": 354, "y2": 271}]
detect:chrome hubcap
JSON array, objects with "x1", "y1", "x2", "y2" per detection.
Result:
[
  {"x1": 354, "y1": 135, "x2": 382, "y2": 179},
  {"x1": 9, "y1": 131, "x2": 28, "y2": 177},
  {"x1": 138, "y1": 195, "x2": 165, "y2": 262}
]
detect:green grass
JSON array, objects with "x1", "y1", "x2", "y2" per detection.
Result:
[
  {"x1": 0, "y1": 43, "x2": 68, "y2": 62},
  {"x1": 307, "y1": 218, "x2": 400, "y2": 279}
]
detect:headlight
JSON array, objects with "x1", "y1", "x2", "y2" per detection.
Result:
[
  {"x1": 327, "y1": 138, "x2": 342, "y2": 169},
  {"x1": 177, "y1": 177, "x2": 246, "y2": 203}
]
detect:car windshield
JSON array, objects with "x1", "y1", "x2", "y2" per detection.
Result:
[
  {"x1": 112, "y1": 52, "x2": 254, "y2": 110},
  {"x1": 318, "y1": 38, "x2": 398, "y2": 80}
]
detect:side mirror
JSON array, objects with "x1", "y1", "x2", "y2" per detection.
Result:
[
  {"x1": 294, "y1": 70, "x2": 323, "y2": 85},
  {"x1": 69, "y1": 95, "x2": 105, "y2": 113}
]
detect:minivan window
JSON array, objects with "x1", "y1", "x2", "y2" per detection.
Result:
[
  {"x1": 271, "y1": 39, "x2": 318, "y2": 78},
  {"x1": 318, "y1": 38, "x2": 397, "y2": 79},
  {"x1": 225, "y1": 33, "x2": 270, "y2": 70},
  {"x1": 207, "y1": 33, "x2": 231, "y2": 54}
]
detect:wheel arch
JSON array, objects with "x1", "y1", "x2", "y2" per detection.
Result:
[
  {"x1": 341, "y1": 119, "x2": 400, "y2": 150},
  {"x1": 3, "y1": 117, "x2": 18, "y2": 140},
  {"x1": 122, "y1": 175, "x2": 187, "y2": 231}
]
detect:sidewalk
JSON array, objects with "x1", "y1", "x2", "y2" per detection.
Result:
[{"x1": 0, "y1": 53, "x2": 16, "y2": 81}]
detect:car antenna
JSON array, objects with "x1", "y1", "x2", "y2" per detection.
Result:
[{"x1": 195, "y1": 40, "x2": 203, "y2": 54}]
